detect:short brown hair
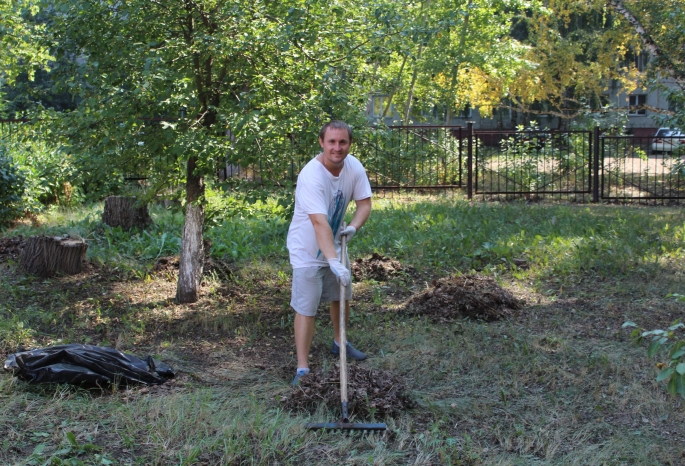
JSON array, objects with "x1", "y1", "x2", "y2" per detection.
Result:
[{"x1": 319, "y1": 120, "x2": 353, "y2": 142}]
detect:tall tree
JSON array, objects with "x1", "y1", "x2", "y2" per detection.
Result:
[
  {"x1": 368, "y1": 0, "x2": 529, "y2": 124},
  {"x1": 42, "y1": 0, "x2": 389, "y2": 302}
]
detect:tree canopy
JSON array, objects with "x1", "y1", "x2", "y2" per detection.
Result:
[{"x1": 0, "y1": 0, "x2": 52, "y2": 88}]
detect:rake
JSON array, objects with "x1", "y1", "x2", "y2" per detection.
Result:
[{"x1": 305, "y1": 227, "x2": 387, "y2": 432}]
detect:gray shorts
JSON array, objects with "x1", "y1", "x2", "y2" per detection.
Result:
[{"x1": 291, "y1": 266, "x2": 353, "y2": 317}]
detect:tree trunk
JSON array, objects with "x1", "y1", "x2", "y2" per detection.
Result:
[
  {"x1": 176, "y1": 156, "x2": 205, "y2": 303},
  {"x1": 607, "y1": 1, "x2": 660, "y2": 60},
  {"x1": 381, "y1": 54, "x2": 409, "y2": 119},
  {"x1": 403, "y1": 48, "x2": 422, "y2": 125},
  {"x1": 20, "y1": 235, "x2": 88, "y2": 277},
  {"x1": 402, "y1": 0, "x2": 431, "y2": 125},
  {"x1": 102, "y1": 196, "x2": 153, "y2": 231},
  {"x1": 607, "y1": 0, "x2": 682, "y2": 82},
  {"x1": 444, "y1": 0, "x2": 472, "y2": 125}
]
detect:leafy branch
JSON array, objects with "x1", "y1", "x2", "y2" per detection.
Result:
[{"x1": 623, "y1": 318, "x2": 685, "y2": 398}]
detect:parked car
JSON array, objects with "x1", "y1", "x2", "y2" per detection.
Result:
[{"x1": 652, "y1": 128, "x2": 685, "y2": 154}]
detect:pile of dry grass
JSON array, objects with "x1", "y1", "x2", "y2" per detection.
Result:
[
  {"x1": 351, "y1": 253, "x2": 408, "y2": 281},
  {"x1": 404, "y1": 274, "x2": 521, "y2": 321},
  {"x1": 281, "y1": 364, "x2": 415, "y2": 418},
  {"x1": 0, "y1": 236, "x2": 25, "y2": 263},
  {"x1": 151, "y1": 256, "x2": 235, "y2": 281}
]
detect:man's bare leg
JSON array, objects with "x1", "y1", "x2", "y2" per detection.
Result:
[
  {"x1": 294, "y1": 313, "x2": 316, "y2": 369},
  {"x1": 330, "y1": 301, "x2": 366, "y2": 360},
  {"x1": 330, "y1": 300, "x2": 350, "y2": 345}
]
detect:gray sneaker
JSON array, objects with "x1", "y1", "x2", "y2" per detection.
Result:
[
  {"x1": 331, "y1": 341, "x2": 367, "y2": 361},
  {"x1": 292, "y1": 369, "x2": 309, "y2": 387}
]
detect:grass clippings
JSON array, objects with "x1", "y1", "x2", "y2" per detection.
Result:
[
  {"x1": 351, "y1": 252, "x2": 408, "y2": 281},
  {"x1": 0, "y1": 235, "x2": 25, "y2": 263},
  {"x1": 203, "y1": 257, "x2": 236, "y2": 281},
  {"x1": 404, "y1": 273, "x2": 522, "y2": 321},
  {"x1": 281, "y1": 364, "x2": 415, "y2": 418},
  {"x1": 151, "y1": 255, "x2": 178, "y2": 275},
  {"x1": 152, "y1": 255, "x2": 236, "y2": 281}
]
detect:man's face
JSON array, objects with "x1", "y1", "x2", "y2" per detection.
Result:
[{"x1": 319, "y1": 127, "x2": 351, "y2": 166}]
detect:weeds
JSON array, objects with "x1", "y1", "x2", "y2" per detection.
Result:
[{"x1": 624, "y1": 319, "x2": 685, "y2": 398}]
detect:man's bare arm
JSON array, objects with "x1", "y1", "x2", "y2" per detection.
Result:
[
  {"x1": 309, "y1": 197, "x2": 371, "y2": 260},
  {"x1": 348, "y1": 197, "x2": 371, "y2": 231},
  {"x1": 309, "y1": 213, "x2": 338, "y2": 260}
]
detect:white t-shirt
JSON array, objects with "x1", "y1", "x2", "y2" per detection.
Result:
[{"x1": 287, "y1": 154, "x2": 372, "y2": 268}]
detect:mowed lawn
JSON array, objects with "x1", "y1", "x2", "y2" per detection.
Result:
[{"x1": 1, "y1": 195, "x2": 685, "y2": 465}]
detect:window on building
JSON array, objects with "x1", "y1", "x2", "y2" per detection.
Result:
[
  {"x1": 432, "y1": 104, "x2": 447, "y2": 122},
  {"x1": 628, "y1": 94, "x2": 647, "y2": 115},
  {"x1": 371, "y1": 95, "x2": 389, "y2": 118},
  {"x1": 623, "y1": 51, "x2": 649, "y2": 72},
  {"x1": 668, "y1": 94, "x2": 682, "y2": 113},
  {"x1": 634, "y1": 52, "x2": 649, "y2": 72}
]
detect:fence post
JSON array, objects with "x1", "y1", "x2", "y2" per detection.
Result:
[
  {"x1": 458, "y1": 126, "x2": 463, "y2": 187},
  {"x1": 467, "y1": 121, "x2": 474, "y2": 199},
  {"x1": 593, "y1": 126, "x2": 600, "y2": 203}
]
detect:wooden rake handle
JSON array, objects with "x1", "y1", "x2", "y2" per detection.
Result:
[{"x1": 339, "y1": 224, "x2": 349, "y2": 421}]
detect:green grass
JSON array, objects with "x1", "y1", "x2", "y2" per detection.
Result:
[
  {"x1": 356, "y1": 198, "x2": 685, "y2": 279},
  {"x1": 2, "y1": 193, "x2": 685, "y2": 464},
  {"x1": 3, "y1": 192, "x2": 290, "y2": 270},
  {"x1": 6, "y1": 194, "x2": 684, "y2": 281}
]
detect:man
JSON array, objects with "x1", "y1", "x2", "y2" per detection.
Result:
[{"x1": 287, "y1": 120, "x2": 372, "y2": 386}]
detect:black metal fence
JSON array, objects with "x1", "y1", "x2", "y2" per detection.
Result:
[
  {"x1": 358, "y1": 126, "x2": 465, "y2": 190},
  {"x1": 355, "y1": 124, "x2": 685, "y2": 203},
  {"x1": 473, "y1": 128, "x2": 593, "y2": 200},
  {"x1": 219, "y1": 125, "x2": 468, "y2": 193},
  {"x1": 3, "y1": 117, "x2": 684, "y2": 203},
  {"x1": 600, "y1": 134, "x2": 685, "y2": 201}
]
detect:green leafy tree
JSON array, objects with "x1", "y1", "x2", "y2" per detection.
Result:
[
  {"x1": 0, "y1": 0, "x2": 52, "y2": 89},
  {"x1": 0, "y1": 150, "x2": 26, "y2": 226},
  {"x1": 498, "y1": 1, "x2": 645, "y2": 123},
  {"x1": 607, "y1": 0, "x2": 685, "y2": 127},
  {"x1": 368, "y1": 0, "x2": 530, "y2": 124},
  {"x1": 42, "y1": 0, "x2": 393, "y2": 302}
]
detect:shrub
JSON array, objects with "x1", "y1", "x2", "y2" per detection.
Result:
[
  {"x1": 623, "y1": 318, "x2": 685, "y2": 398},
  {"x1": 0, "y1": 151, "x2": 26, "y2": 227},
  {"x1": 1, "y1": 130, "x2": 91, "y2": 211}
]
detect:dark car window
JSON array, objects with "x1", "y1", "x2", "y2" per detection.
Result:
[{"x1": 656, "y1": 129, "x2": 678, "y2": 137}]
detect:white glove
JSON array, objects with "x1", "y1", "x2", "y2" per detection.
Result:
[
  {"x1": 340, "y1": 225, "x2": 356, "y2": 243},
  {"x1": 328, "y1": 258, "x2": 350, "y2": 286}
]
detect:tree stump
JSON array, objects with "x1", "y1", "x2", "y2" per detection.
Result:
[
  {"x1": 102, "y1": 196, "x2": 153, "y2": 230},
  {"x1": 20, "y1": 235, "x2": 88, "y2": 277}
]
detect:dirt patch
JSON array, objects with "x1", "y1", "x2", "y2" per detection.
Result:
[
  {"x1": 119, "y1": 374, "x2": 192, "y2": 401},
  {"x1": 351, "y1": 253, "x2": 409, "y2": 281},
  {"x1": 404, "y1": 274, "x2": 522, "y2": 321},
  {"x1": 280, "y1": 364, "x2": 415, "y2": 418},
  {"x1": 0, "y1": 236, "x2": 25, "y2": 263}
]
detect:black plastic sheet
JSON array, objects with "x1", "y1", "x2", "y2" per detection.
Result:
[{"x1": 3, "y1": 344, "x2": 174, "y2": 387}]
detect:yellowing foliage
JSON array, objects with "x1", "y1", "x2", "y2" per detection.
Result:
[{"x1": 454, "y1": 68, "x2": 505, "y2": 117}]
